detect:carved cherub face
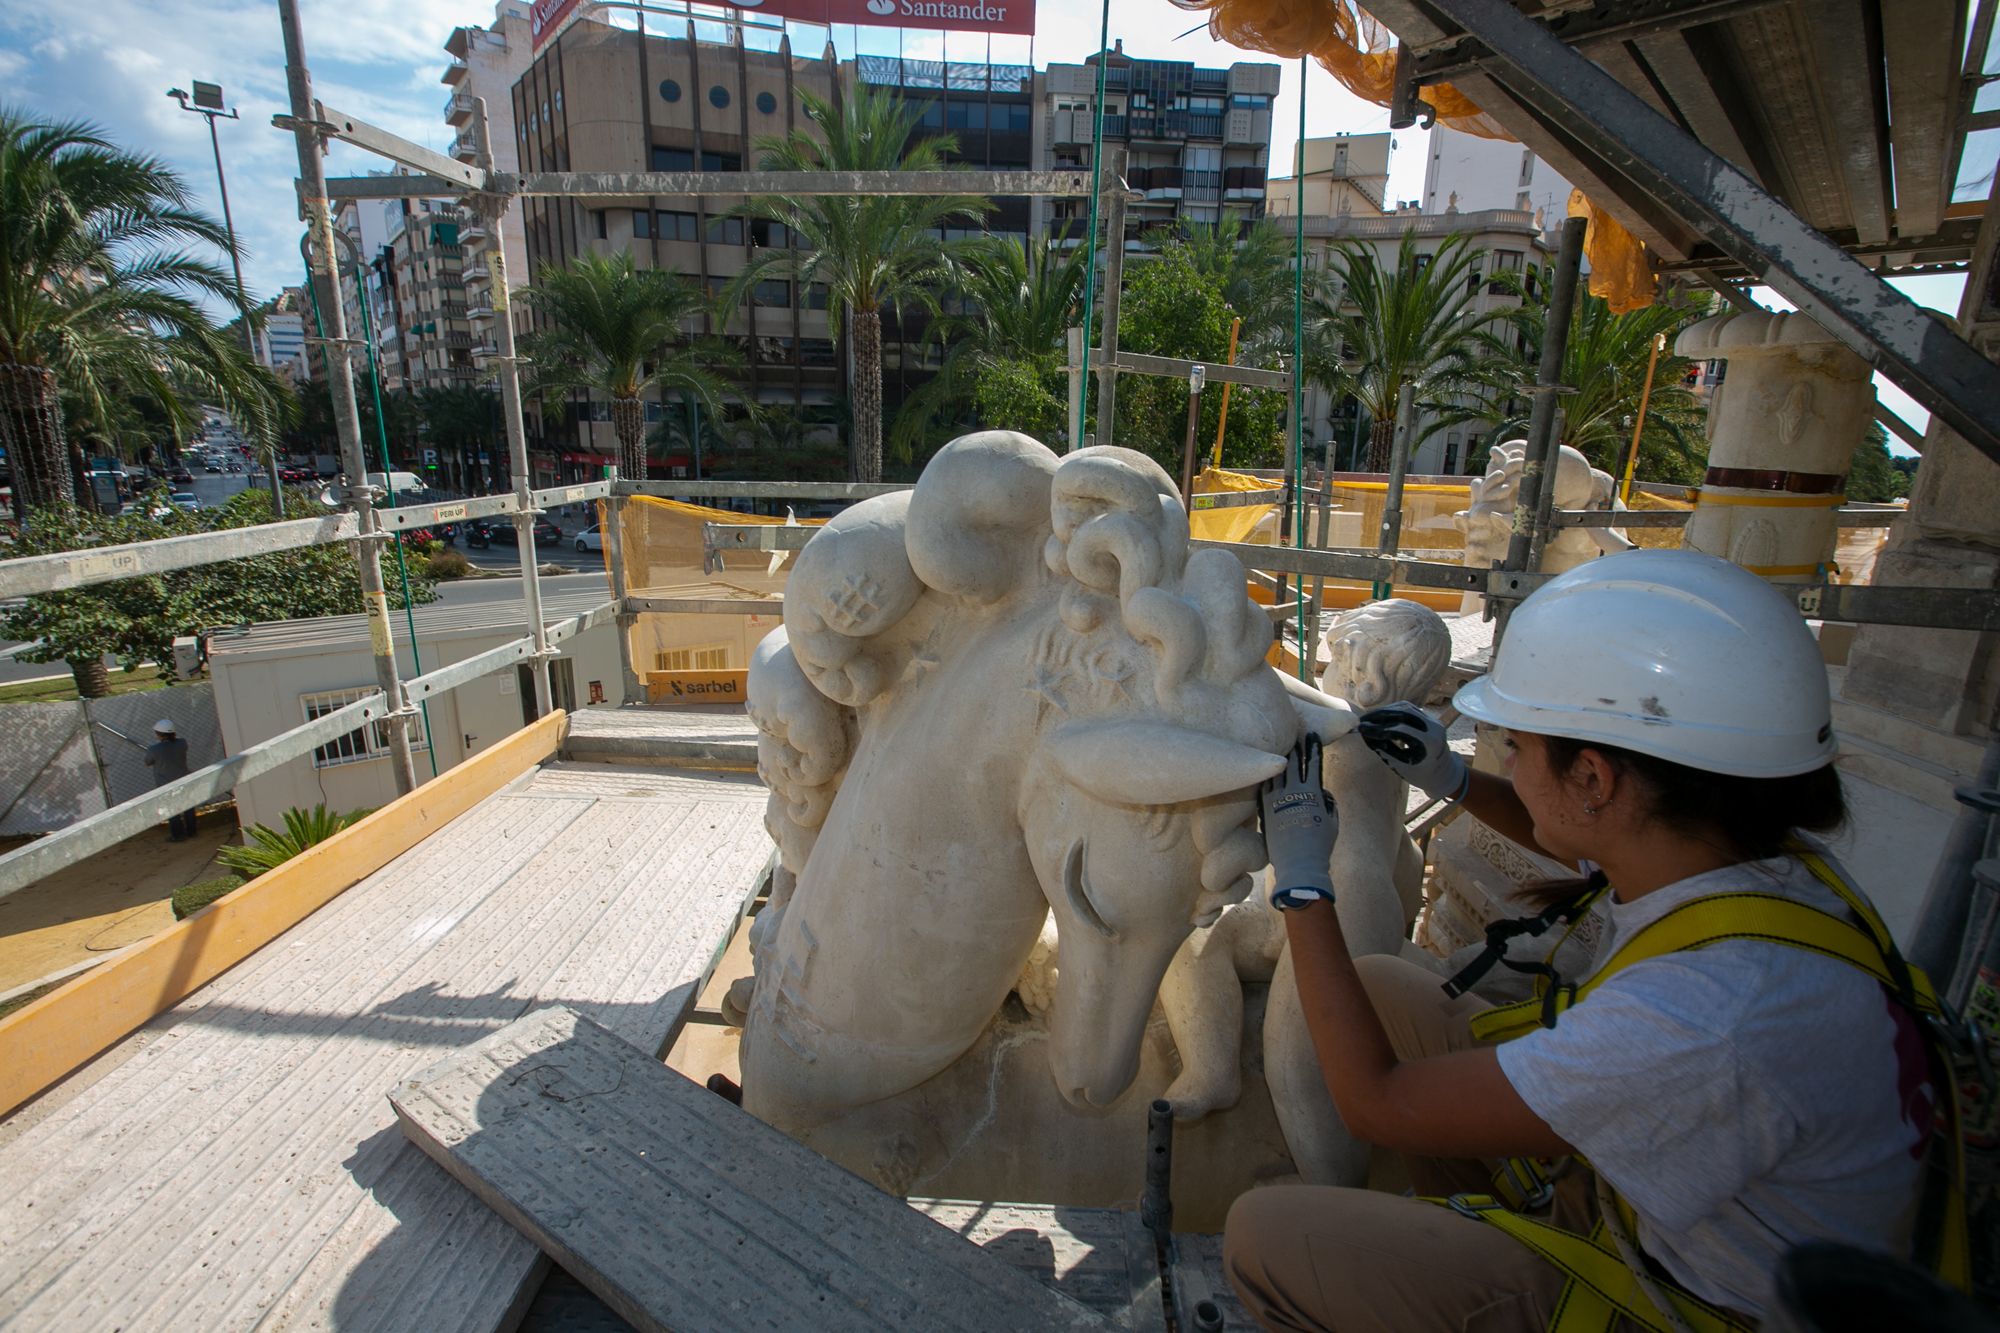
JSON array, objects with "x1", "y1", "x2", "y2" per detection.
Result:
[{"x1": 1321, "y1": 599, "x2": 1453, "y2": 710}]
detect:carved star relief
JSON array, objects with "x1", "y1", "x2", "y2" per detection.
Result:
[
  {"x1": 1083, "y1": 648, "x2": 1136, "y2": 702},
  {"x1": 1026, "y1": 663, "x2": 1071, "y2": 714}
]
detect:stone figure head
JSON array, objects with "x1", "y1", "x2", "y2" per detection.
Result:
[
  {"x1": 1016, "y1": 446, "x2": 1298, "y2": 1109},
  {"x1": 1320, "y1": 598, "x2": 1453, "y2": 710}
]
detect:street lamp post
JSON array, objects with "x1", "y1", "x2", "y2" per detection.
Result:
[{"x1": 168, "y1": 81, "x2": 283, "y2": 515}]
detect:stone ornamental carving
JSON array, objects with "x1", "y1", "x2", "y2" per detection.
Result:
[
  {"x1": 738, "y1": 433, "x2": 1362, "y2": 1146},
  {"x1": 1676, "y1": 309, "x2": 1873, "y2": 583},
  {"x1": 1452, "y1": 439, "x2": 1630, "y2": 613}
]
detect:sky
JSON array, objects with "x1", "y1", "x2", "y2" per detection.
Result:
[{"x1": 0, "y1": 0, "x2": 1981, "y2": 450}]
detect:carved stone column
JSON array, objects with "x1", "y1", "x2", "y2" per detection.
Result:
[{"x1": 1675, "y1": 310, "x2": 1874, "y2": 583}]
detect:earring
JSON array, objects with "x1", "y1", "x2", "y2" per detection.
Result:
[{"x1": 1582, "y1": 802, "x2": 1599, "y2": 815}]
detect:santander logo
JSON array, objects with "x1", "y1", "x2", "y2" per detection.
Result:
[{"x1": 866, "y1": 0, "x2": 896, "y2": 12}]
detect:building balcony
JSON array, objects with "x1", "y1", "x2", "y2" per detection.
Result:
[
  {"x1": 459, "y1": 218, "x2": 489, "y2": 245},
  {"x1": 462, "y1": 261, "x2": 490, "y2": 286},
  {"x1": 443, "y1": 332, "x2": 474, "y2": 349},
  {"x1": 449, "y1": 134, "x2": 479, "y2": 164},
  {"x1": 441, "y1": 60, "x2": 467, "y2": 87},
  {"x1": 444, "y1": 93, "x2": 474, "y2": 127},
  {"x1": 467, "y1": 303, "x2": 496, "y2": 322}
]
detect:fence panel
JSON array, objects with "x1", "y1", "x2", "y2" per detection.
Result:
[
  {"x1": 0, "y1": 704, "x2": 104, "y2": 836},
  {"x1": 86, "y1": 684, "x2": 225, "y2": 809}
]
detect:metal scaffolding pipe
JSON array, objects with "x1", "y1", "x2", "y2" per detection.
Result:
[
  {"x1": 279, "y1": 0, "x2": 417, "y2": 796},
  {"x1": 470, "y1": 97, "x2": 554, "y2": 717}
]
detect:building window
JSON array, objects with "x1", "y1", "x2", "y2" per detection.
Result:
[
  {"x1": 655, "y1": 645, "x2": 731, "y2": 672},
  {"x1": 756, "y1": 90, "x2": 778, "y2": 114},
  {"x1": 1519, "y1": 150, "x2": 1535, "y2": 186},
  {"x1": 302, "y1": 687, "x2": 422, "y2": 768},
  {"x1": 659, "y1": 79, "x2": 682, "y2": 103},
  {"x1": 803, "y1": 283, "x2": 829, "y2": 310},
  {"x1": 751, "y1": 219, "x2": 790, "y2": 248},
  {"x1": 594, "y1": 210, "x2": 607, "y2": 240},
  {"x1": 709, "y1": 85, "x2": 730, "y2": 109},
  {"x1": 752, "y1": 279, "x2": 789, "y2": 307},
  {"x1": 1229, "y1": 93, "x2": 1272, "y2": 110},
  {"x1": 705, "y1": 216, "x2": 745, "y2": 245},
  {"x1": 554, "y1": 90, "x2": 563, "y2": 114},
  {"x1": 633, "y1": 209, "x2": 651, "y2": 238},
  {"x1": 655, "y1": 210, "x2": 699, "y2": 241}
]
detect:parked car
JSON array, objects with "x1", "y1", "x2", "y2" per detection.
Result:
[
  {"x1": 226, "y1": 461, "x2": 243, "y2": 473},
  {"x1": 466, "y1": 516, "x2": 562, "y2": 548},
  {"x1": 169, "y1": 467, "x2": 194, "y2": 484},
  {"x1": 574, "y1": 525, "x2": 604, "y2": 553},
  {"x1": 169, "y1": 492, "x2": 200, "y2": 512},
  {"x1": 202, "y1": 459, "x2": 221, "y2": 473}
]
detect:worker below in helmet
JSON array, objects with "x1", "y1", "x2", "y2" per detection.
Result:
[
  {"x1": 1231, "y1": 549, "x2": 1942, "y2": 1332},
  {"x1": 144, "y1": 718, "x2": 197, "y2": 843}
]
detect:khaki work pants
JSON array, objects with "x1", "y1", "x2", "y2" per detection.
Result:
[{"x1": 1224, "y1": 954, "x2": 1604, "y2": 1333}]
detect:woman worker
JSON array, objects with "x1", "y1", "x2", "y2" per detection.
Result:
[{"x1": 1231, "y1": 549, "x2": 1960, "y2": 1332}]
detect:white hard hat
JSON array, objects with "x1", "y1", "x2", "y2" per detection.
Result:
[
  {"x1": 1454, "y1": 549, "x2": 1835, "y2": 778},
  {"x1": 153, "y1": 718, "x2": 176, "y2": 734}
]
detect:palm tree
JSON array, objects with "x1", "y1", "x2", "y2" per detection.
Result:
[
  {"x1": 0, "y1": 109, "x2": 282, "y2": 513},
  {"x1": 519, "y1": 251, "x2": 735, "y2": 482},
  {"x1": 1304, "y1": 230, "x2": 1509, "y2": 471},
  {"x1": 889, "y1": 230, "x2": 1086, "y2": 459},
  {"x1": 1443, "y1": 276, "x2": 1709, "y2": 483},
  {"x1": 730, "y1": 83, "x2": 990, "y2": 482}
]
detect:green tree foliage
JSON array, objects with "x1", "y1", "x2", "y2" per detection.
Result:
[
  {"x1": 1146, "y1": 217, "x2": 1297, "y2": 360},
  {"x1": 1447, "y1": 272, "x2": 1710, "y2": 485},
  {"x1": 0, "y1": 109, "x2": 289, "y2": 512},
  {"x1": 0, "y1": 488, "x2": 435, "y2": 696},
  {"x1": 731, "y1": 84, "x2": 989, "y2": 482},
  {"x1": 217, "y1": 804, "x2": 373, "y2": 879},
  {"x1": 1112, "y1": 242, "x2": 1289, "y2": 476},
  {"x1": 417, "y1": 385, "x2": 498, "y2": 490},
  {"x1": 1305, "y1": 231, "x2": 1510, "y2": 471},
  {"x1": 890, "y1": 231, "x2": 1086, "y2": 460},
  {"x1": 520, "y1": 251, "x2": 735, "y2": 483},
  {"x1": 1847, "y1": 420, "x2": 1912, "y2": 503}
]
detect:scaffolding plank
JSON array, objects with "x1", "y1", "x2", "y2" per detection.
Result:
[
  {"x1": 911, "y1": 1200, "x2": 1163, "y2": 1330},
  {"x1": 1881, "y1": 0, "x2": 1964, "y2": 237},
  {"x1": 391, "y1": 1006, "x2": 1107, "y2": 1333},
  {"x1": 0, "y1": 765, "x2": 770, "y2": 1332}
]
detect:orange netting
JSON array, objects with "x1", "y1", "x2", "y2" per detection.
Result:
[
  {"x1": 1172, "y1": 0, "x2": 1659, "y2": 309},
  {"x1": 1170, "y1": 0, "x2": 1507, "y2": 138}
]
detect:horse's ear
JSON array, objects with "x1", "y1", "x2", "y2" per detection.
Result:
[{"x1": 1047, "y1": 720, "x2": 1286, "y2": 806}]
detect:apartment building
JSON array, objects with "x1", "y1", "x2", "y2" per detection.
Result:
[
  {"x1": 388, "y1": 201, "x2": 481, "y2": 393},
  {"x1": 1266, "y1": 134, "x2": 1392, "y2": 220},
  {"x1": 1295, "y1": 208, "x2": 1552, "y2": 474},
  {"x1": 443, "y1": 0, "x2": 536, "y2": 302},
  {"x1": 1421, "y1": 124, "x2": 1576, "y2": 226},
  {"x1": 258, "y1": 299, "x2": 308, "y2": 382},
  {"x1": 486, "y1": 17, "x2": 1283, "y2": 479},
  {"x1": 1042, "y1": 42, "x2": 1280, "y2": 240}
]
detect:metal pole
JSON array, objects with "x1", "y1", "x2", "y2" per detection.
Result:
[
  {"x1": 1911, "y1": 735, "x2": 2000, "y2": 983},
  {"x1": 1619, "y1": 332, "x2": 1666, "y2": 505},
  {"x1": 470, "y1": 97, "x2": 554, "y2": 717},
  {"x1": 1140, "y1": 1097, "x2": 1174, "y2": 1244},
  {"x1": 278, "y1": 0, "x2": 417, "y2": 796},
  {"x1": 1093, "y1": 146, "x2": 1129, "y2": 444},
  {"x1": 1495, "y1": 215, "x2": 1587, "y2": 642},
  {"x1": 1065, "y1": 325, "x2": 1085, "y2": 451},
  {"x1": 1178, "y1": 365, "x2": 1206, "y2": 501},
  {"x1": 1210, "y1": 315, "x2": 1242, "y2": 469},
  {"x1": 1526, "y1": 406, "x2": 1567, "y2": 574},
  {"x1": 1373, "y1": 380, "x2": 1417, "y2": 599},
  {"x1": 205, "y1": 112, "x2": 251, "y2": 336},
  {"x1": 600, "y1": 469, "x2": 646, "y2": 706}
]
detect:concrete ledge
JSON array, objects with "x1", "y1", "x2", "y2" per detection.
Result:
[{"x1": 561, "y1": 705, "x2": 758, "y2": 772}]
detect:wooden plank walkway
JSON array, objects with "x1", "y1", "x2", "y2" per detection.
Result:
[
  {"x1": 563, "y1": 704, "x2": 758, "y2": 769},
  {"x1": 393, "y1": 1005, "x2": 1108, "y2": 1333},
  {"x1": 0, "y1": 761, "x2": 769, "y2": 1331}
]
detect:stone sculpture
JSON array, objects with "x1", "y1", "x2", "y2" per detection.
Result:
[
  {"x1": 1453, "y1": 439, "x2": 1630, "y2": 613},
  {"x1": 738, "y1": 432, "x2": 1358, "y2": 1144},
  {"x1": 1157, "y1": 600, "x2": 1454, "y2": 1190},
  {"x1": 1676, "y1": 309, "x2": 1871, "y2": 583}
]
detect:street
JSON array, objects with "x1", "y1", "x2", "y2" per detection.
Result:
[{"x1": 430, "y1": 572, "x2": 608, "y2": 606}]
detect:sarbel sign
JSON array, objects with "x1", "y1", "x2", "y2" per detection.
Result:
[{"x1": 534, "y1": 0, "x2": 1032, "y2": 46}]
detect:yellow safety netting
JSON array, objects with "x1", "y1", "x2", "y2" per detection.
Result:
[
  {"x1": 611, "y1": 496, "x2": 824, "y2": 681},
  {"x1": 1172, "y1": 0, "x2": 1659, "y2": 309},
  {"x1": 1625, "y1": 488, "x2": 1693, "y2": 550},
  {"x1": 1189, "y1": 466, "x2": 1285, "y2": 544}
]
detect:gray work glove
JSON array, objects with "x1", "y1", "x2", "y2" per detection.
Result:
[
  {"x1": 1260, "y1": 736, "x2": 1338, "y2": 911},
  {"x1": 1357, "y1": 702, "x2": 1470, "y2": 803}
]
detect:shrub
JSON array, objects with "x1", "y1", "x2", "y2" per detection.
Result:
[
  {"x1": 427, "y1": 548, "x2": 472, "y2": 580},
  {"x1": 172, "y1": 875, "x2": 245, "y2": 919},
  {"x1": 216, "y1": 804, "x2": 373, "y2": 879}
]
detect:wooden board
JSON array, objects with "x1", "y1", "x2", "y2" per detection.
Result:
[
  {"x1": 392, "y1": 1006, "x2": 1108, "y2": 1333},
  {"x1": 0, "y1": 762, "x2": 769, "y2": 1331},
  {"x1": 0, "y1": 708, "x2": 570, "y2": 1118}
]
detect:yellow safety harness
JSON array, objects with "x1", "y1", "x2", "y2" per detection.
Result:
[{"x1": 1431, "y1": 849, "x2": 1971, "y2": 1332}]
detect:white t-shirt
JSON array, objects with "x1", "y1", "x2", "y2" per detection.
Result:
[{"x1": 1494, "y1": 850, "x2": 1935, "y2": 1317}]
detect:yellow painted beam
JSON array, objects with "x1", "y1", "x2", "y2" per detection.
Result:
[{"x1": 0, "y1": 710, "x2": 570, "y2": 1119}]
